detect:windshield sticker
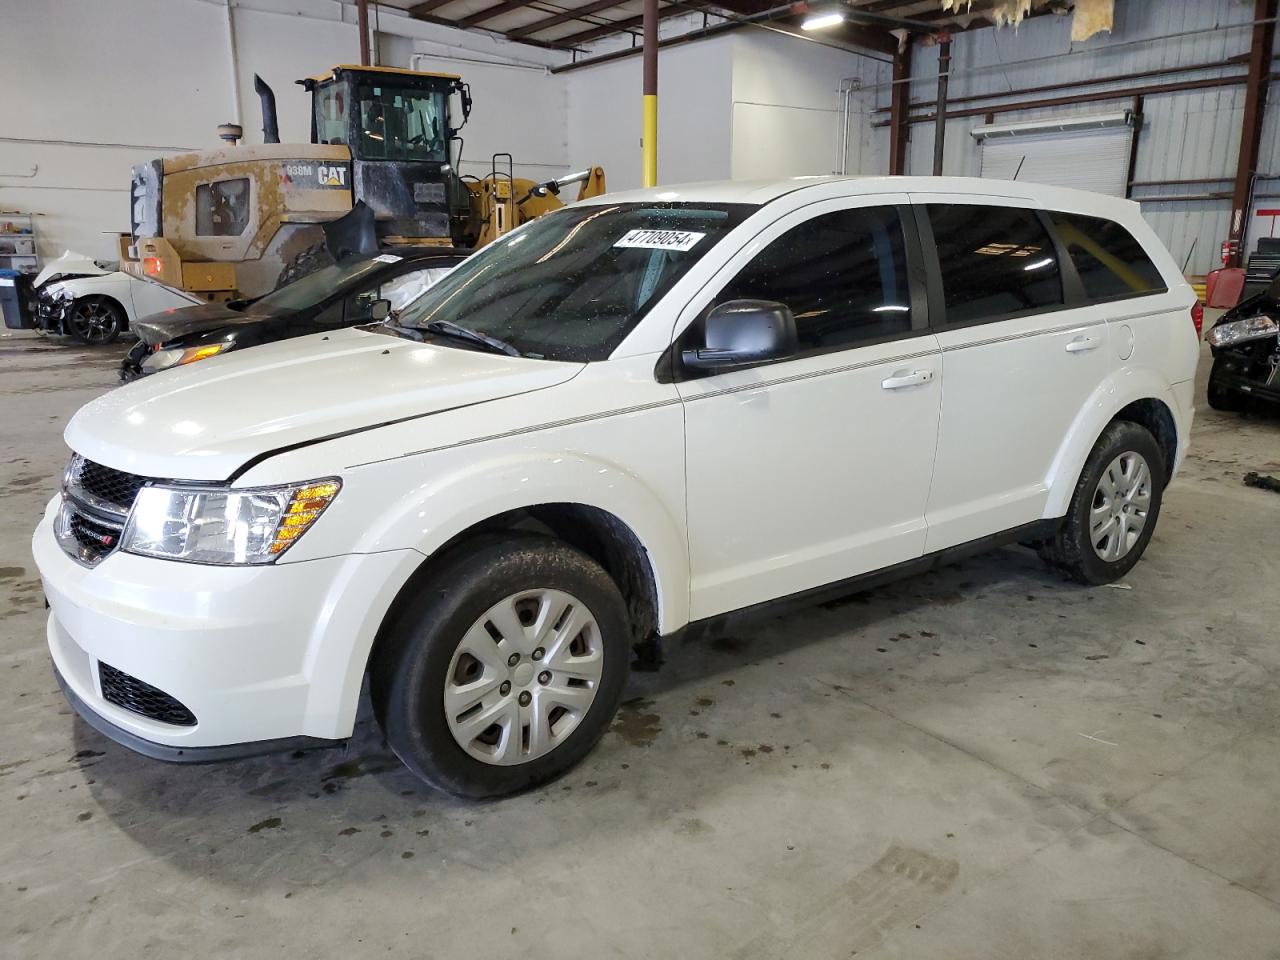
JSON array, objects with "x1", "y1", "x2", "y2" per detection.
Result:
[
  {"x1": 614, "y1": 229, "x2": 706, "y2": 252},
  {"x1": 373, "y1": 254, "x2": 403, "y2": 263}
]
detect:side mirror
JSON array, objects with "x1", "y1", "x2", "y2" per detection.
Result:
[
  {"x1": 681, "y1": 299, "x2": 798, "y2": 371},
  {"x1": 369, "y1": 298, "x2": 392, "y2": 322}
]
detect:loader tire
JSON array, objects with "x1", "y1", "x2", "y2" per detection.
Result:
[{"x1": 275, "y1": 243, "x2": 334, "y2": 290}]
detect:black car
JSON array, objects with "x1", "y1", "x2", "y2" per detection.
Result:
[
  {"x1": 1206, "y1": 272, "x2": 1280, "y2": 411},
  {"x1": 121, "y1": 249, "x2": 466, "y2": 380}
]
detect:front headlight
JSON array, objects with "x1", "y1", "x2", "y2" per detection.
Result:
[
  {"x1": 121, "y1": 479, "x2": 340, "y2": 565},
  {"x1": 141, "y1": 342, "x2": 229, "y2": 373},
  {"x1": 1206, "y1": 314, "x2": 1279, "y2": 348}
]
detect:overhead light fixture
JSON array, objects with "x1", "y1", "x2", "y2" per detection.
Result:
[{"x1": 802, "y1": 10, "x2": 846, "y2": 30}]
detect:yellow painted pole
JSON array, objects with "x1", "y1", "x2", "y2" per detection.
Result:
[
  {"x1": 642, "y1": 95, "x2": 658, "y2": 187},
  {"x1": 642, "y1": 0, "x2": 658, "y2": 187}
]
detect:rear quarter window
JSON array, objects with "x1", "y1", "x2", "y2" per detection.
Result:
[{"x1": 1048, "y1": 212, "x2": 1167, "y2": 302}]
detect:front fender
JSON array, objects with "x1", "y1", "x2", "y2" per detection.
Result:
[
  {"x1": 341, "y1": 448, "x2": 690, "y2": 634},
  {"x1": 56, "y1": 274, "x2": 135, "y2": 322},
  {"x1": 1043, "y1": 366, "x2": 1187, "y2": 518},
  {"x1": 299, "y1": 446, "x2": 690, "y2": 735}
]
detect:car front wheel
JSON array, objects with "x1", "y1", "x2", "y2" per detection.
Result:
[
  {"x1": 1038, "y1": 420, "x2": 1165, "y2": 584},
  {"x1": 67, "y1": 296, "x2": 124, "y2": 345},
  {"x1": 371, "y1": 535, "x2": 631, "y2": 798}
]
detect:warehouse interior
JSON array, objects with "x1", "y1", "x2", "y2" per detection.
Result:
[{"x1": 3, "y1": 0, "x2": 1280, "y2": 957}]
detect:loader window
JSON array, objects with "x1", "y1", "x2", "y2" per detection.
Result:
[
  {"x1": 195, "y1": 178, "x2": 250, "y2": 237},
  {"x1": 354, "y1": 83, "x2": 448, "y2": 163},
  {"x1": 314, "y1": 87, "x2": 349, "y2": 145}
]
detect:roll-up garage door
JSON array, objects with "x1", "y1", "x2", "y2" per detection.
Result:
[{"x1": 974, "y1": 112, "x2": 1136, "y2": 197}]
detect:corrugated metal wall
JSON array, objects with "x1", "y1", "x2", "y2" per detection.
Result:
[{"x1": 848, "y1": 0, "x2": 1276, "y2": 276}]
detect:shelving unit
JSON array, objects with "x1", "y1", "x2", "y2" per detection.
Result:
[{"x1": 0, "y1": 212, "x2": 39, "y2": 274}]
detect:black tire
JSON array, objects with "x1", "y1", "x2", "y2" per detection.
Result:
[
  {"x1": 1206, "y1": 359, "x2": 1244, "y2": 412},
  {"x1": 274, "y1": 243, "x2": 334, "y2": 289},
  {"x1": 1037, "y1": 421, "x2": 1165, "y2": 585},
  {"x1": 371, "y1": 535, "x2": 631, "y2": 798},
  {"x1": 67, "y1": 296, "x2": 124, "y2": 345}
]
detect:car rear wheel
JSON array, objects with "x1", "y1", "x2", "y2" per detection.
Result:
[
  {"x1": 371, "y1": 535, "x2": 631, "y2": 798},
  {"x1": 67, "y1": 296, "x2": 124, "y2": 345},
  {"x1": 1037, "y1": 420, "x2": 1165, "y2": 585}
]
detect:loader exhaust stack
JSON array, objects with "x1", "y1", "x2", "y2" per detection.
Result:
[{"x1": 254, "y1": 74, "x2": 280, "y2": 144}]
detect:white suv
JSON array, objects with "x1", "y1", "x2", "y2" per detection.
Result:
[{"x1": 33, "y1": 177, "x2": 1199, "y2": 797}]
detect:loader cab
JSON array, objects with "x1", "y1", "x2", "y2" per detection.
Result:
[{"x1": 301, "y1": 66, "x2": 472, "y2": 244}]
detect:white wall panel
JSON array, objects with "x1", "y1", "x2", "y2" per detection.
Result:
[
  {"x1": 566, "y1": 38, "x2": 734, "y2": 190},
  {"x1": 730, "y1": 32, "x2": 889, "y2": 179}
]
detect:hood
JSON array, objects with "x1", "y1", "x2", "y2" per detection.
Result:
[
  {"x1": 132, "y1": 301, "x2": 263, "y2": 345},
  {"x1": 34, "y1": 251, "x2": 116, "y2": 289},
  {"x1": 65, "y1": 327, "x2": 583, "y2": 482}
]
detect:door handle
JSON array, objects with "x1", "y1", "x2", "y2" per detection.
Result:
[
  {"x1": 1065, "y1": 334, "x2": 1101, "y2": 353},
  {"x1": 881, "y1": 369, "x2": 935, "y2": 390}
]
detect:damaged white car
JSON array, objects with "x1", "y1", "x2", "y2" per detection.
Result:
[{"x1": 34, "y1": 252, "x2": 199, "y2": 345}]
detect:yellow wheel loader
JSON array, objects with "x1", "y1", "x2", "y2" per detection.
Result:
[{"x1": 121, "y1": 65, "x2": 605, "y2": 301}]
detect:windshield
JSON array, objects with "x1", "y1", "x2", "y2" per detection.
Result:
[
  {"x1": 253, "y1": 257, "x2": 388, "y2": 314},
  {"x1": 354, "y1": 81, "x2": 449, "y2": 162},
  {"x1": 397, "y1": 202, "x2": 753, "y2": 361}
]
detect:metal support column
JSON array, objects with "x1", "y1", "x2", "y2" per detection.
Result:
[
  {"x1": 642, "y1": 0, "x2": 658, "y2": 187},
  {"x1": 932, "y1": 33, "x2": 951, "y2": 177},
  {"x1": 1124, "y1": 95, "x2": 1144, "y2": 199},
  {"x1": 1227, "y1": 0, "x2": 1276, "y2": 267},
  {"x1": 888, "y1": 41, "x2": 912, "y2": 175},
  {"x1": 358, "y1": 0, "x2": 372, "y2": 67}
]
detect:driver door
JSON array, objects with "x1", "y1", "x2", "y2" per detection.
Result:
[{"x1": 675, "y1": 197, "x2": 942, "y2": 620}]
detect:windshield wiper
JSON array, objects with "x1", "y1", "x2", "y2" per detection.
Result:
[
  {"x1": 380, "y1": 321, "x2": 424, "y2": 341},
  {"x1": 423, "y1": 319, "x2": 521, "y2": 357}
]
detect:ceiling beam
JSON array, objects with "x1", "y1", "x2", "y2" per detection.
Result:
[
  {"x1": 556, "y1": 3, "x2": 689, "y2": 46},
  {"x1": 457, "y1": 0, "x2": 536, "y2": 28},
  {"x1": 407, "y1": 6, "x2": 576, "y2": 48},
  {"x1": 406, "y1": 0, "x2": 458, "y2": 15},
  {"x1": 506, "y1": 0, "x2": 631, "y2": 38},
  {"x1": 695, "y1": 0, "x2": 897, "y2": 56}
]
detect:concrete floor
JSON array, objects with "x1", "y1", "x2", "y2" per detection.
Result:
[{"x1": 2, "y1": 324, "x2": 1279, "y2": 960}]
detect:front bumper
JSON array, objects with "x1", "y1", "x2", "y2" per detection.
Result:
[
  {"x1": 35, "y1": 289, "x2": 71, "y2": 334},
  {"x1": 33, "y1": 498, "x2": 422, "y2": 755},
  {"x1": 1210, "y1": 340, "x2": 1280, "y2": 405},
  {"x1": 53, "y1": 663, "x2": 336, "y2": 762}
]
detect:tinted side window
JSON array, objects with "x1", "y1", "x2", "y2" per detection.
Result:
[
  {"x1": 716, "y1": 206, "x2": 913, "y2": 352},
  {"x1": 928, "y1": 204, "x2": 1062, "y2": 325},
  {"x1": 1048, "y1": 212, "x2": 1166, "y2": 301}
]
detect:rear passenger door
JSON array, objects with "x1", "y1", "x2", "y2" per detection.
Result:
[
  {"x1": 1045, "y1": 210, "x2": 1175, "y2": 374},
  {"x1": 917, "y1": 198, "x2": 1113, "y2": 552},
  {"x1": 676, "y1": 197, "x2": 942, "y2": 620}
]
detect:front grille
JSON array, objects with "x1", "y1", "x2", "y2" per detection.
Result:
[
  {"x1": 72, "y1": 457, "x2": 146, "y2": 511},
  {"x1": 99, "y1": 662, "x2": 197, "y2": 727},
  {"x1": 56, "y1": 455, "x2": 148, "y2": 566},
  {"x1": 68, "y1": 511, "x2": 123, "y2": 555}
]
